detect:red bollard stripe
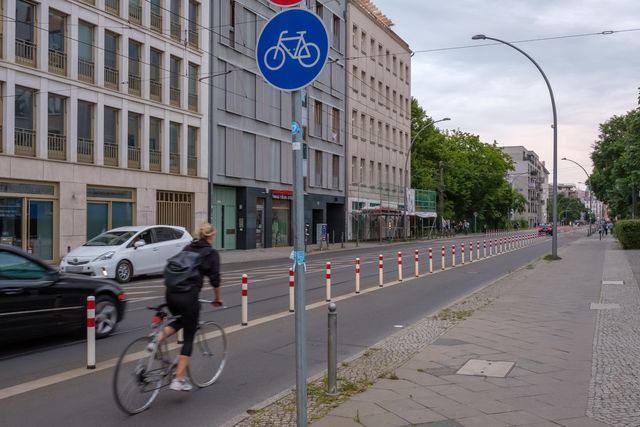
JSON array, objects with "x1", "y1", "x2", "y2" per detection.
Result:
[
  {"x1": 87, "y1": 318, "x2": 96, "y2": 328},
  {"x1": 242, "y1": 290, "x2": 248, "y2": 296},
  {"x1": 87, "y1": 300, "x2": 96, "y2": 310}
]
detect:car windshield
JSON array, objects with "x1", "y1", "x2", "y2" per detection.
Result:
[{"x1": 84, "y1": 231, "x2": 136, "y2": 247}]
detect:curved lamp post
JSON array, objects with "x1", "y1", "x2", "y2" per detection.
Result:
[
  {"x1": 562, "y1": 157, "x2": 593, "y2": 234},
  {"x1": 403, "y1": 117, "x2": 451, "y2": 239},
  {"x1": 471, "y1": 34, "x2": 559, "y2": 257}
]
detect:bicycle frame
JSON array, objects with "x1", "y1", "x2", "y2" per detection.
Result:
[{"x1": 277, "y1": 31, "x2": 311, "y2": 60}]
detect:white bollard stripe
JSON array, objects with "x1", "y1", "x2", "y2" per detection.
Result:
[
  {"x1": 289, "y1": 268, "x2": 295, "y2": 312},
  {"x1": 326, "y1": 262, "x2": 332, "y2": 302},
  {"x1": 241, "y1": 274, "x2": 248, "y2": 326},
  {"x1": 86, "y1": 296, "x2": 96, "y2": 369},
  {"x1": 355, "y1": 258, "x2": 361, "y2": 294}
]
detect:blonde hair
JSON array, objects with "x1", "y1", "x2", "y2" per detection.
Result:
[{"x1": 195, "y1": 223, "x2": 216, "y2": 239}]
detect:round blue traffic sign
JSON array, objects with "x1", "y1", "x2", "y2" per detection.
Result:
[{"x1": 257, "y1": 9, "x2": 329, "y2": 91}]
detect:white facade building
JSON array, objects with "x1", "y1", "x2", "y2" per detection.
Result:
[{"x1": 0, "y1": 0, "x2": 209, "y2": 262}]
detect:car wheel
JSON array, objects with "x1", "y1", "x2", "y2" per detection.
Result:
[
  {"x1": 96, "y1": 295, "x2": 119, "y2": 338},
  {"x1": 115, "y1": 260, "x2": 132, "y2": 283}
]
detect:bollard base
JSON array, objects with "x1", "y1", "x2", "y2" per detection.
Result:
[
  {"x1": 289, "y1": 310, "x2": 294, "y2": 313},
  {"x1": 242, "y1": 323, "x2": 248, "y2": 326},
  {"x1": 87, "y1": 365, "x2": 96, "y2": 370},
  {"x1": 325, "y1": 391, "x2": 339, "y2": 397}
]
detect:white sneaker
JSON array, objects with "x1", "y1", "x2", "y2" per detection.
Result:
[
  {"x1": 170, "y1": 378, "x2": 193, "y2": 392},
  {"x1": 146, "y1": 341, "x2": 157, "y2": 353}
]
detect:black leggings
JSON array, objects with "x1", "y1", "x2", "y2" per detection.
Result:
[{"x1": 166, "y1": 289, "x2": 200, "y2": 356}]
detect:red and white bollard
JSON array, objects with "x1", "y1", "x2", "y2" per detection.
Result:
[
  {"x1": 379, "y1": 254, "x2": 384, "y2": 287},
  {"x1": 469, "y1": 241, "x2": 473, "y2": 262},
  {"x1": 86, "y1": 296, "x2": 96, "y2": 369},
  {"x1": 476, "y1": 240, "x2": 480, "y2": 260},
  {"x1": 355, "y1": 258, "x2": 361, "y2": 294},
  {"x1": 397, "y1": 251, "x2": 403, "y2": 282},
  {"x1": 483, "y1": 240, "x2": 487, "y2": 258},
  {"x1": 429, "y1": 248, "x2": 433, "y2": 273},
  {"x1": 415, "y1": 249, "x2": 419, "y2": 277},
  {"x1": 241, "y1": 274, "x2": 248, "y2": 326},
  {"x1": 289, "y1": 268, "x2": 295, "y2": 313},
  {"x1": 490, "y1": 239, "x2": 493, "y2": 256},
  {"x1": 461, "y1": 243, "x2": 465, "y2": 265},
  {"x1": 452, "y1": 245, "x2": 456, "y2": 267},
  {"x1": 326, "y1": 262, "x2": 332, "y2": 302},
  {"x1": 441, "y1": 245, "x2": 446, "y2": 270}
]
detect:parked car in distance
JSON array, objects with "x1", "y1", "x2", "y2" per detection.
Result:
[
  {"x1": 60, "y1": 226, "x2": 192, "y2": 283},
  {"x1": 537, "y1": 224, "x2": 553, "y2": 236},
  {"x1": 0, "y1": 245, "x2": 126, "y2": 343}
]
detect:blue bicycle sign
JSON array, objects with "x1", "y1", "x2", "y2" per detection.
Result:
[{"x1": 257, "y1": 9, "x2": 329, "y2": 91}]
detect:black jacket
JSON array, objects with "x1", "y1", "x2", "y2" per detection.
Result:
[{"x1": 182, "y1": 239, "x2": 221, "y2": 290}]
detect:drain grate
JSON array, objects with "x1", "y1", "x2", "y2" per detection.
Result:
[
  {"x1": 456, "y1": 359, "x2": 515, "y2": 378},
  {"x1": 590, "y1": 303, "x2": 621, "y2": 310}
]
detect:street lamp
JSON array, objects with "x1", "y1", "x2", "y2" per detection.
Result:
[
  {"x1": 403, "y1": 117, "x2": 451, "y2": 239},
  {"x1": 562, "y1": 157, "x2": 593, "y2": 234},
  {"x1": 472, "y1": 34, "x2": 559, "y2": 258}
]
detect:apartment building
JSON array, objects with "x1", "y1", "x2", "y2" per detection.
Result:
[
  {"x1": 209, "y1": 0, "x2": 346, "y2": 250},
  {"x1": 345, "y1": 0, "x2": 411, "y2": 240},
  {"x1": 502, "y1": 146, "x2": 550, "y2": 227},
  {"x1": 0, "y1": 0, "x2": 209, "y2": 262}
]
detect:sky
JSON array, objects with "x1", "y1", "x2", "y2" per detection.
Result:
[{"x1": 374, "y1": 0, "x2": 640, "y2": 188}]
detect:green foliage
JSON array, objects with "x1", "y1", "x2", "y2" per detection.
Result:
[
  {"x1": 547, "y1": 194, "x2": 588, "y2": 224},
  {"x1": 613, "y1": 220, "x2": 640, "y2": 249}
]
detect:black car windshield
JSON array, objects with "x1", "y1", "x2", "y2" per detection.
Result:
[{"x1": 84, "y1": 231, "x2": 136, "y2": 246}]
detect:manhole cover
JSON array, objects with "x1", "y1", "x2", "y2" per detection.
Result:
[
  {"x1": 602, "y1": 281, "x2": 624, "y2": 285},
  {"x1": 590, "y1": 303, "x2": 621, "y2": 310},
  {"x1": 456, "y1": 359, "x2": 514, "y2": 378}
]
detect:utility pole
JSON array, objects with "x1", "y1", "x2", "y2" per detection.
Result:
[{"x1": 439, "y1": 161, "x2": 445, "y2": 230}]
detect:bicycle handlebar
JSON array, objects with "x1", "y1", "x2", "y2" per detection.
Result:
[{"x1": 199, "y1": 299, "x2": 226, "y2": 308}]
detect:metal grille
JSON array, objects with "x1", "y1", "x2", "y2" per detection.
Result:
[{"x1": 156, "y1": 191, "x2": 193, "y2": 233}]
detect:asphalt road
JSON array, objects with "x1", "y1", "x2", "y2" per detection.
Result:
[{"x1": 0, "y1": 231, "x2": 576, "y2": 426}]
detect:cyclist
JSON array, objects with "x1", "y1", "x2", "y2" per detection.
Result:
[{"x1": 152, "y1": 223, "x2": 223, "y2": 391}]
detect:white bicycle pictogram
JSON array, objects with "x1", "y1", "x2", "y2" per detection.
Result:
[{"x1": 264, "y1": 30, "x2": 321, "y2": 71}]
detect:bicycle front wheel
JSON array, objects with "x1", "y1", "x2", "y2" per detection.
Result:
[
  {"x1": 113, "y1": 337, "x2": 164, "y2": 415},
  {"x1": 189, "y1": 321, "x2": 227, "y2": 387}
]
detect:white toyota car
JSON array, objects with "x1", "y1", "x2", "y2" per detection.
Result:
[{"x1": 60, "y1": 226, "x2": 192, "y2": 283}]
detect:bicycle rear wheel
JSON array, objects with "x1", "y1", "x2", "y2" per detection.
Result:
[
  {"x1": 113, "y1": 337, "x2": 165, "y2": 415},
  {"x1": 188, "y1": 321, "x2": 227, "y2": 387}
]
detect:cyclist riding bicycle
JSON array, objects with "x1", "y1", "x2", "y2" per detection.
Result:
[{"x1": 152, "y1": 223, "x2": 223, "y2": 391}]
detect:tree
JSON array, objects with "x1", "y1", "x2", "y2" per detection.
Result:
[{"x1": 547, "y1": 194, "x2": 588, "y2": 224}]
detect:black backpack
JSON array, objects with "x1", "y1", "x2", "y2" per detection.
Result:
[{"x1": 164, "y1": 248, "x2": 211, "y2": 293}]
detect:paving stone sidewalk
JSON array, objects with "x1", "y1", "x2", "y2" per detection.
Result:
[{"x1": 315, "y1": 236, "x2": 627, "y2": 427}]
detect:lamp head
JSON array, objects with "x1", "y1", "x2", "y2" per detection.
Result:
[
  {"x1": 472, "y1": 34, "x2": 487, "y2": 40},
  {"x1": 561, "y1": 157, "x2": 567, "y2": 160}
]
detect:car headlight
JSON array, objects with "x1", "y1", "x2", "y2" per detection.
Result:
[{"x1": 93, "y1": 251, "x2": 116, "y2": 262}]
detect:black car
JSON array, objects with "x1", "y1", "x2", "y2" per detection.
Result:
[{"x1": 0, "y1": 245, "x2": 127, "y2": 344}]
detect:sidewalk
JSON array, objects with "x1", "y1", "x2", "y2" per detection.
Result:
[{"x1": 310, "y1": 235, "x2": 637, "y2": 427}]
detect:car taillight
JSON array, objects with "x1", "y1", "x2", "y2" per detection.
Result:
[
  {"x1": 151, "y1": 315, "x2": 162, "y2": 326},
  {"x1": 117, "y1": 293, "x2": 126, "y2": 301}
]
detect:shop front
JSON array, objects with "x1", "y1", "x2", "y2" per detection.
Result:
[{"x1": 271, "y1": 190, "x2": 292, "y2": 247}]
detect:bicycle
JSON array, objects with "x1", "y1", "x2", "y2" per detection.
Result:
[
  {"x1": 113, "y1": 299, "x2": 227, "y2": 415},
  {"x1": 264, "y1": 30, "x2": 321, "y2": 71}
]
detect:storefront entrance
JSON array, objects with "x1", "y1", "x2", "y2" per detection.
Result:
[
  {"x1": 212, "y1": 186, "x2": 237, "y2": 250},
  {"x1": 256, "y1": 198, "x2": 265, "y2": 249}
]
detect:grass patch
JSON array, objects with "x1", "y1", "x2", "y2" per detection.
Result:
[
  {"x1": 378, "y1": 371, "x2": 399, "y2": 380},
  {"x1": 543, "y1": 254, "x2": 562, "y2": 261},
  {"x1": 433, "y1": 308, "x2": 473, "y2": 321}
]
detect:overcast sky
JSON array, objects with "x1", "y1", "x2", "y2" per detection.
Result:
[{"x1": 374, "y1": 0, "x2": 640, "y2": 187}]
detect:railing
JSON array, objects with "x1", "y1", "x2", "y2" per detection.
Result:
[
  {"x1": 78, "y1": 58, "x2": 95, "y2": 83},
  {"x1": 149, "y1": 149, "x2": 162, "y2": 171},
  {"x1": 104, "y1": 142, "x2": 119, "y2": 166},
  {"x1": 188, "y1": 94, "x2": 198, "y2": 111},
  {"x1": 170, "y1": 87, "x2": 181, "y2": 107},
  {"x1": 151, "y1": 11, "x2": 163, "y2": 33},
  {"x1": 170, "y1": 21, "x2": 181, "y2": 41},
  {"x1": 170, "y1": 153, "x2": 180, "y2": 174},
  {"x1": 47, "y1": 133, "x2": 66, "y2": 160},
  {"x1": 104, "y1": 67, "x2": 119, "y2": 90},
  {"x1": 78, "y1": 0, "x2": 95, "y2": 5},
  {"x1": 128, "y1": 146, "x2": 141, "y2": 169},
  {"x1": 15, "y1": 128, "x2": 36, "y2": 157},
  {"x1": 77, "y1": 138, "x2": 94, "y2": 163},
  {"x1": 15, "y1": 39, "x2": 36, "y2": 67},
  {"x1": 187, "y1": 156, "x2": 197, "y2": 176},
  {"x1": 188, "y1": 29, "x2": 198, "y2": 48},
  {"x1": 105, "y1": 0, "x2": 120, "y2": 16},
  {"x1": 150, "y1": 80, "x2": 162, "y2": 102},
  {"x1": 48, "y1": 49, "x2": 67, "y2": 75},
  {"x1": 129, "y1": 3, "x2": 142, "y2": 24},
  {"x1": 128, "y1": 74, "x2": 141, "y2": 96}
]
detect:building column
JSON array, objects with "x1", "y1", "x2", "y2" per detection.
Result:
[
  {"x1": 180, "y1": 116, "x2": 188, "y2": 175},
  {"x1": 119, "y1": 102, "x2": 129, "y2": 167},
  {"x1": 5, "y1": 0, "x2": 16, "y2": 62},
  {"x1": 36, "y1": 79, "x2": 48, "y2": 159},
  {"x1": 68, "y1": 88, "x2": 78, "y2": 162},
  {"x1": 141, "y1": 110, "x2": 150, "y2": 170},
  {"x1": 4, "y1": 77, "x2": 15, "y2": 155},
  {"x1": 95, "y1": 98, "x2": 105, "y2": 166},
  {"x1": 69, "y1": 14, "x2": 79, "y2": 81},
  {"x1": 36, "y1": 0, "x2": 48, "y2": 73},
  {"x1": 95, "y1": 23, "x2": 105, "y2": 87},
  {"x1": 162, "y1": 113, "x2": 170, "y2": 173}
]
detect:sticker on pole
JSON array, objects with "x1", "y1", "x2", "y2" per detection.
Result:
[
  {"x1": 267, "y1": 0, "x2": 304, "y2": 6},
  {"x1": 257, "y1": 9, "x2": 329, "y2": 91}
]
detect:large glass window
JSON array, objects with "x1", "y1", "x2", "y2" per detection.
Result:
[
  {"x1": 149, "y1": 117, "x2": 162, "y2": 171},
  {"x1": 77, "y1": 101, "x2": 93, "y2": 141},
  {"x1": 104, "y1": 107, "x2": 118, "y2": 145},
  {"x1": 78, "y1": 21, "x2": 94, "y2": 63},
  {"x1": 128, "y1": 113, "x2": 140, "y2": 150},
  {"x1": 48, "y1": 10, "x2": 65, "y2": 52},
  {"x1": 48, "y1": 95, "x2": 65, "y2": 135},
  {"x1": 86, "y1": 187, "x2": 134, "y2": 240},
  {"x1": 170, "y1": 56, "x2": 181, "y2": 90},
  {"x1": 128, "y1": 40, "x2": 141, "y2": 77},
  {"x1": 105, "y1": 31, "x2": 119, "y2": 69},
  {"x1": 0, "y1": 198, "x2": 23, "y2": 248},
  {"x1": 170, "y1": 122, "x2": 180, "y2": 173},
  {"x1": 150, "y1": 49, "x2": 162, "y2": 100},
  {"x1": 16, "y1": 0, "x2": 35, "y2": 43},
  {"x1": 188, "y1": 63, "x2": 198, "y2": 96},
  {"x1": 28, "y1": 201, "x2": 54, "y2": 260}
]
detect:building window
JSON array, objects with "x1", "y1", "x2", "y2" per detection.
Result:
[
  {"x1": 360, "y1": 158, "x2": 365, "y2": 183},
  {"x1": 378, "y1": 163, "x2": 382, "y2": 188},
  {"x1": 170, "y1": 0, "x2": 181, "y2": 41},
  {"x1": 332, "y1": 155, "x2": 340, "y2": 189},
  {"x1": 150, "y1": 49, "x2": 163, "y2": 102},
  {"x1": 332, "y1": 15, "x2": 340, "y2": 50},
  {"x1": 104, "y1": 31, "x2": 119, "y2": 90},
  {"x1": 187, "y1": 126, "x2": 198, "y2": 176},
  {"x1": 369, "y1": 160, "x2": 374, "y2": 184},
  {"x1": 104, "y1": 107, "x2": 119, "y2": 167},
  {"x1": 129, "y1": 0, "x2": 142, "y2": 24},
  {"x1": 314, "y1": 100, "x2": 322, "y2": 136},
  {"x1": 128, "y1": 40, "x2": 142, "y2": 96},
  {"x1": 377, "y1": 81, "x2": 383, "y2": 105},
  {"x1": 15, "y1": 86, "x2": 36, "y2": 157},
  {"x1": 188, "y1": 1, "x2": 199, "y2": 48},
  {"x1": 127, "y1": 112, "x2": 141, "y2": 169},
  {"x1": 331, "y1": 108, "x2": 340, "y2": 143},
  {"x1": 352, "y1": 25, "x2": 358, "y2": 48},
  {"x1": 86, "y1": 186, "x2": 134, "y2": 240},
  {"x1": 170, "y1": 122, "x2": 181, "y2": 174},
  {"x1": 105, "y1": 0, "x2": 119, "y2": 16},
  {"x1": 47, "y1": 95, "x2": 66, "y2": 160},
  {"x1": 360, "y1": 114, "x2": 366, "y2": 140},
  {"x1": 48, "y1": 10, "x2": 66, "y2": 75},
  {"x1": 78, "y1": 21, "x2": 95, "y2": 83},
  {"x1": 170, "y1": 56, "x2": 182, "y2": 107},
  {"x1": 351, "y1": 156, "x2": 357, "y2": 184},
  {"x1": 16, "y1": 0, "x2": 37, "y2": 67},
  {"x1": 77, "y1": 101, "x2": 94, "y2": 164},
  {"x1": 360, "y1": 31, "x2": 367, "y2": 53},
  {"x1": 150, "y1": 0, "x2": 162, "y2": 32},
  {"x1": 352, "y1": 66, "x2": 358, "y2": 93},
  {"x1": 370, "y1": 76, "x2": 376, "y2": 102},
  {"x1": 315, "y1": 151, "x2": 323, "y2": 186},
  {"x1": 149, "y1": 117, "x2": 162, "y2": 171},
  {"x1": 370, "y1": 38, "x2": 375, "y2": 61},
  {"x1": 315, "y1": 2, "x2": 323, "y2": 19},
  {"x1": 351, "y1": 109, "x2": 357, "y2": 137},
  {"x1": 188, "y1": 63, "x2": 198, "y2": 111},
  {"x1": 377, "y1": 43, "x2": 383, "y2": 66}
]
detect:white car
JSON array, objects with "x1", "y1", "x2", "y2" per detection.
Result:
[{"x1": 60, "y1": 226, "x2": 192, "y2": 283}]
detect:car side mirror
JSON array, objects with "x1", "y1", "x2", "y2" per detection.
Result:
[
  {"x1": 46, "y1": 270, "x2": 61, "y2": 282},
  {"x1": 134, "y1": 240, "x2": 146, "y2": 249}
]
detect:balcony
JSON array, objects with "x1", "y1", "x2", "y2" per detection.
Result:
[
  {"x1": 15, "y1": 39, "x2": 36, "y2": 67},
  {"x1": 150, "y1": 81, "x2": 162, "y2": 102},
  {"x1": 105, "y1": 0, "x2": 119, "y2": 16},
  {"x1": 15, "y1": 128, "x2": 36, "y2": 157},
  {"x1": 188, "y1": 94, "x2": 197, "y2": 112},
  {"x1": 47, "y1": 133, "x2": 66, "y2": 160},
  {"x1": 48, "y1": 49, "x2": 67, "y2": 76},
  {"x1": 170, "y1": 87, "x2": 180, "y2": 107},
  {"x1": 169, "y1": 153, "x2": 180, "y2": 174},
  {"x1": 129, "y1": 3, "x2": 142, "y2": 24},
  {"x1": 105, "y1": 67, "x2": 119, "y2": 90},
  {"x1": 149, "y1": 149, "x2": 162, "y2": 171},
  {"x1": 78, "y1": 59, "x2": 95, "y2": 83},
  {"x1": 187, "y1": 156, "x2": 197, "y2": 176},
  {"x1": 188, "y1": 29, "x2": 198, "y2": 48},
  {"x1": 104, "y1": 142, "x2": 119, "y2": 167},
  {"x1": 128, "y1": 146, "x2": 140, "y2": 169},
  {"x1": 170, "y1": 21, "x2": 181, "y2": 41},
  {"x1": 151, "y1": 11, "x2": 163, "y2": 33},
  {"x1": 128, "y1": 74, "x2": 141, "y2": 96},
  {"x1": 77, "y1": 138, "x2": 94, "y2": 163}
]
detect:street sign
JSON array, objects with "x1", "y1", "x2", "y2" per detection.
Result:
[
  {"x1": 267, "y1": 0, "x2": 304, "y2": 6},
  {"x1": 256, "y1": 9, "x2": 329, "y2": 91}
]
